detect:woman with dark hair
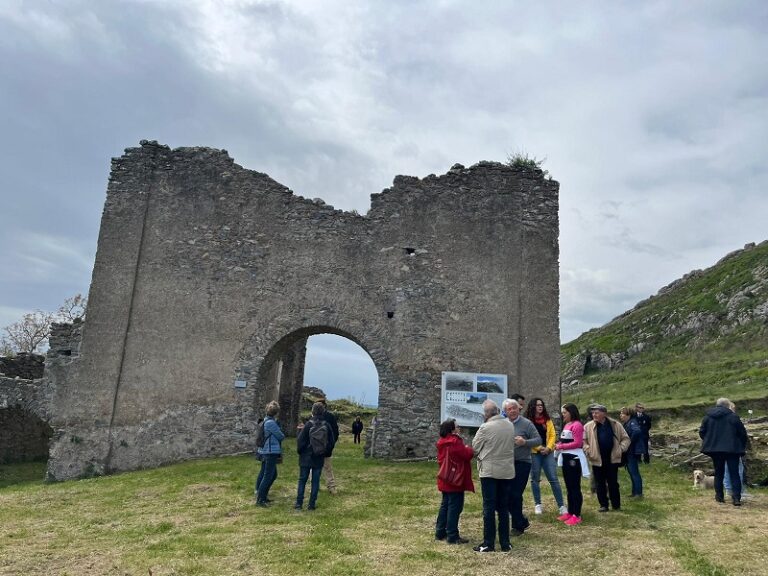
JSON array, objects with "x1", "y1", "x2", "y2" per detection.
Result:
[
  {"x1": 525, "y1": 398, "x2": 566, "y2": 516},
  {"x1": 435, "y1": 418, "x2": 475, "y2": 544},
  {"x1": 555, "y1": 403, "x2": 588, "y2": 526}
]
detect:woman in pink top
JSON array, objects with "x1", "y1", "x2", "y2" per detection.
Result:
[{"x1": 555, "y1": 403, "x2": 585, "y2": 525}]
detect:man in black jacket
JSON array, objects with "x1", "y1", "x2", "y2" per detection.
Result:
[
  {"x1": 699, "y1": 397, "x2": 748, "y2": 506},
  {"x1": 318, "y1": 396, "x2": 339, "y2": 494}
]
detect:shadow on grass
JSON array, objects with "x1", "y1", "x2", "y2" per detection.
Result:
[{"x1": 0, "y1": 460, "x2": 47, "y2": 489}]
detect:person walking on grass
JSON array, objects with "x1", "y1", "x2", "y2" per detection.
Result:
[
  {"x1": 583, "y1": 404, "x2": 630, "y2": 513},
  {"x1": 503, "y1": 398, "x2": 541, "y2": 537},
  {"x1": 699, "y1": 397, "x2": 748, "y2": 506},
  {"x1": 471, "y1": 399, "x2": 517, "y2": 553},
  {"x1": 352, "y1": 416, "x2": 364, "y2": 444},
  {"x1": 525, "y1": 397, "x2": 567, "y2": 517},
  {"x1": 555, "y1": 403, "x2": 589, "y2": 526},
  {"x1": 435, "y1": 418, "x2": 474, "y2": 545},
  {"x1": 294, "y1": 402, "x2": 335, "y2": 510},
  {"x1": 317, "y1": 396, "x2": 340, "y2": 494},
  {"x1": 619, "y1": 406, "x2": 645, "y2": 498},
  {"x1": 256, "y1": 401, "x2": 284, "y2": 507}
]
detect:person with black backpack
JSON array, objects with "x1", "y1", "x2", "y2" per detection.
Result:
[{"x1": 294, "y1": 402, "x2": 335, "y2": 510}]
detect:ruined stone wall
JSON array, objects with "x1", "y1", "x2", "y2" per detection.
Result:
[
  {"x1": 0, "y1": 322, "x2": 82, "y2": 464},
  {"x1": 46, "y1": 141, "x2": 559, "y2": 480}
]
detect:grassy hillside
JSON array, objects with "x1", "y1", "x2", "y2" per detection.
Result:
[
  {"x1": 562, "y1": 241, "x2": 768, "y2": 411},
  {"x1": 1, "y1": 436, "x2": 766, "y2": 576}
]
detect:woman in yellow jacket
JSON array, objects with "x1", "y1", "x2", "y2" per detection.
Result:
[{"x1": 525, "y1": 398, "x2": 566, "y2": 516}]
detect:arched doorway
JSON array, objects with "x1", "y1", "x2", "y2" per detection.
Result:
[{"x1": 253, "y1": 325, "x2": 382, "y2": 437}]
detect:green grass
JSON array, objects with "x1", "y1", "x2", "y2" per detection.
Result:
[{"x1": 1, "y1": 436, "x2": 766, "y2": 576}]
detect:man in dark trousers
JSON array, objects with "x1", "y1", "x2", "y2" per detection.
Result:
[
  {"x1": 318, "y1": 396, "x2": 339, "y2": 494},
  {"x1": 502, "y1": 398, "x2": 541, "y2": 536},
  {"x1": 635, "y1": 403, "x2": 652, "y2": 463},
  {"x1": 699, "y1": 397, "x2": 748, "y2": 506}
]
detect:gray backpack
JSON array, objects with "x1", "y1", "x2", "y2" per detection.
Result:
[{"x1": 309, "y1": 419, "x2": 330, "y2": 456}]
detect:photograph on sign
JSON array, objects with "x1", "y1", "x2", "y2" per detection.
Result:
[{"x1": 441, "y1": 371, "x2": 508, "y2": 427}]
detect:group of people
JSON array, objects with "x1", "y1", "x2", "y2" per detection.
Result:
[
  {"x1": 254, "y1": 397, "x2": 340, "y2": 511},
  {"x1": 435, "y1": 396, "x2": 654, "y2": 552}
]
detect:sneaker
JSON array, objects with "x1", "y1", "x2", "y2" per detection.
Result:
[
  {"x1": 557, "y1": 513, "x2": 572, "y2": 521},
  {"x1": 293, "y1": 503, "x2": 302, "y2": 510},
  {"x1": 564, "y1": 515, "x2": 582, "y2": 526},
  {"x1": 447, "y1": 537, "x2": 469, "y2": 544},
  {"x1": 558, "y1": 505, "x2": 568, "y2": 515},
  {"x1": 435, "y1": 534, "x2": 447, "y2": 541},
  {"x1": 256, "y1": 501, "x2": 269, "y2": 508},
  {"x1": 500, "y1": 545, "x2": 511, "y2": 552},
  {"x1": 598, "y1": 506, "x2": 609, "y2": 512},
  {"x1": 473, "y1": 544, "x2": 494, "y2": 553},
  {"x1": 534, "y1": 504, "x2": 543, "y2": 515}
]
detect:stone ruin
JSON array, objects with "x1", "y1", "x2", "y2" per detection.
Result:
[{"x1": 22, "y1": 141, "x2": 559, "y2": 480}]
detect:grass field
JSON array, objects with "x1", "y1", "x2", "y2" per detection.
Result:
[{"x1": 1, "y1": 436, "x2": 766, "y2": 576}]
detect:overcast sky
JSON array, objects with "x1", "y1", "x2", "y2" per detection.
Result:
[{"x1": 2, "y1": 1, "x2": 766, "y2": 403}]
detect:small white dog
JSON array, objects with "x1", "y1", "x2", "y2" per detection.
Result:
[{"x1": 693, "y1": 469, "x2": 715, "y2": 489}]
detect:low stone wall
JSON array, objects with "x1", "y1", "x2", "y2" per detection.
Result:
[{"x1": 0, "y1": 353, "x2": 45, "y2": 380}]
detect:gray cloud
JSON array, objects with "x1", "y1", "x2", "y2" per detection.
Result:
[{"x1": 2, "y1": 1, "x2": 767, "y2": 389}]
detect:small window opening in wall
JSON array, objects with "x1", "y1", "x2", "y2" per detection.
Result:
[
  {"x1": 404, "y1": 247, "x2": 416, "y2": 255},
  {"x1": 387, "y1": 311, "x2": 395, "y2": 319}
]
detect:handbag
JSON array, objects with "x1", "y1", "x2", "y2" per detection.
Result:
[{"x1": 437, "y1": 448, "x2": 463, "y2": 487}]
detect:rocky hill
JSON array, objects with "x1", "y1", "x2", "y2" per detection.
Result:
[{"x1": 561, "y1": 241, "x2": 768, "y2": 406}]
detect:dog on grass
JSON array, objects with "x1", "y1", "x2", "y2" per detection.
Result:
[{"x1": 693, "y1": 469, "x2": 715, "y2": 489}]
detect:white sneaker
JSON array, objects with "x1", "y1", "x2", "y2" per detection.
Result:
[
  {"x1": 534, "y1": 504, "x2": 543, "y2": 515},
  {"x1": 559, "y1": 505, "x2": 568, "y2": 515}
]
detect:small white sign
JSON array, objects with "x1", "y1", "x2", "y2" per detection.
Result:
[{"x1": 234, "y1": 380, "x2": 247, "y2": 389}]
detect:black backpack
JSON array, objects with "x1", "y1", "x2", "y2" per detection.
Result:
[
  {"x1": 255, "y1": 419, "x2": 269, "y2": 450},
  {"x1": 309, "y1": 419, "x2": 330, "y2": 456}
]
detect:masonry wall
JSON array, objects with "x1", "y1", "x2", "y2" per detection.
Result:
[{"x1": 46, "y1": 141, "x2": 559, "y2": 480}]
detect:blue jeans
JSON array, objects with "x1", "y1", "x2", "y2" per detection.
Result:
[
  {"x1": 435, "y1": 491, "x2": 465, "y2": 542},
  {"x1": 256, "y1": 454, "x2": 279, "y2": 503},
  {"x1": 509, "y1": 460, "x2": 531, "y2": 531},
  {"x1": 625, "y1": 453, "x2": 643, "y2": 496},
  {"x1": 480, "y1": 477, "x2": 511, "y2": 550},
  {"x1": 530, "y1": 452, "x2": 564, "y2": 507},
  {"x1": 723, "y1": 458, "x2": 746, "y2": 494},
  {"x1": 295, "y1": 465, "x2": 323, "y2": 508}
]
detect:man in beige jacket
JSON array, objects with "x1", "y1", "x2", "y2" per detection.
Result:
[
  {"x1": 471, "y1": 400, "x2": 517, "y2": 552},
  {"x1": 583, "y1": 404, "x2": 630, "y2": 512}
]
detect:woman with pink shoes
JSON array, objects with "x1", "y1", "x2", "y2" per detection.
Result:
[{"x1": 555, "y1": 403, "x2": 589, "y2": 526}]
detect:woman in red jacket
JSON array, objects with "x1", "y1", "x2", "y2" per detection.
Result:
[{"x1": 435, "y1": 418, "x2": 475, "y2": 544}]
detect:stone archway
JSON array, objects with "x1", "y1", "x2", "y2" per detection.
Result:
[
  {"x1": 250, "y1": 324, "x2": 380, "y2": 434},
  {"x1": 45, "y1": 142, "x2": 560, "y2": 480}
]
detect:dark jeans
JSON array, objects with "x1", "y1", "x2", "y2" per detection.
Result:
[
  {"x1": 353, "y1": 433, "x2": 362, "y2": 444},
  {"x1": 593, "y1": 460, "x2": 621, "y2": 509},
  {"x1": 711, "y1": 453, "x2": 742, "y2": 501},
  {"x1": 480, "y1": 477, "x2": 511, "y2": 550},
  {"x1": 561, "y1": 453, "x2": 583, "y2": 517},
  {"x1": 256, "y1": 454, "x2": 279, "y2": 503},
  {"x1": 625, "y1": 453, "x2": 643, "y2": 496},
  {"x1": 508, "y1": 460, "x2": 531, "y2": 531},
  {"x1": 295, "y1": 465, "x2": 323, "y2": 508},
  {"x1": 435, "y1": 491, "x2": 465, "y2": 541}
]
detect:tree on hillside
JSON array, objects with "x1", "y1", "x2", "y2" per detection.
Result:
[{"x1": 1, "y1": 294, "x2": 87, "y2": 355}]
